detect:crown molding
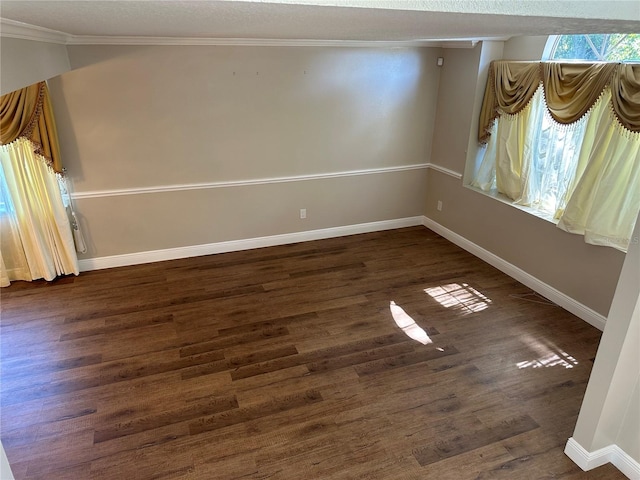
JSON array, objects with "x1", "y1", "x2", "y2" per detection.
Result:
[
  {"x1": 0, "y1": 18, "x2": 69, "y2": 44},
  {"x1": 64, "y1": 35, "x2": 444, "y2": 48},
  {"x1": 441, "y1": 40, "x2": 480, "y2": 48},
  {"x1": 0, "y1": 18, "x2": 491, "y2": 48}
]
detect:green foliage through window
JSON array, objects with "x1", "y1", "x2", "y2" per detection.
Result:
[{"x1": 551, "y1": 34, "x2": 640, "y2": 62}]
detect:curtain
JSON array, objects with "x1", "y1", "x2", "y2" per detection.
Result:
[
  {"x1": 557, "y1": 92, "x2": 640, "y2": 250},
  {"x1": 0, "y1": 82, "x2": 79, "y2": 286},
  {"x1": 478, "y1": 61, "x2": 639, "y2": 144},
  {"x1": 0, "y1": 82, "x2": 63, "y2": 173},
  {"x1": 0, "y1": 139, "x2": 79, "y2": 286},
  {"x1": 478, "y1": 62, "x2": 541, "y2": 145},
  {"x1": 0, "y1": 172, "x2": 30, "y2": 286},
  {"x1": 474, "y1": 61, "x2": 640, "y2": 252}
]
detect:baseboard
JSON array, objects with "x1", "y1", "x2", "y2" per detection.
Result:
[
  {"x1": 421, "y1": 216, "x2": 607, "y2": 331},
  {"x1": 565, "y1": 438, "x2": 640, "y2": 479},
  {"x1": 564, "y1": 437, "x2": 611, "y2": 471},
  {"x1": 612, "y1": 447, "x2": 640, "y2": 480},
  {"x1": 78, "y1": 216, "x2": 424, "y2": 272}
]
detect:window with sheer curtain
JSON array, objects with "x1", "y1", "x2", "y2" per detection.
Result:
[
  {"x1": 0, "y1": 81, "x2": 82, "y2": 286},
  {"x1": 0, "y1": 138, "x2": 79, "y2": 285},
  {"x1": 472, "y1": 41, "x2": 640, "y2": 252}
]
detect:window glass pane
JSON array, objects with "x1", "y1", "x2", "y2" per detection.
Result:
[
  {"x1": 551, "y1": 34, "x2": 640, "y2": 62},
  {"x1": 0, "y1": 154, "x2": 13, "y2": 215}
]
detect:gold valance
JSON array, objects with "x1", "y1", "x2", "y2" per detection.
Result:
[
  {"x1": 479, "y1": 61, "x2": 640, "y2": 145},
  {"x1": 0, "y1": 81, "x2": 63, "y2": 173}
]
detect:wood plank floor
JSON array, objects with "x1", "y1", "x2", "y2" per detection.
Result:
[{"x1": 0, "y1": 226, "x2": 625, "y2": 479}]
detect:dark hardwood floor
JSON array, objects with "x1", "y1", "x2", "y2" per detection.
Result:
[{"x1": 0, "y1": 226, "x2": 624, "y2": 479}]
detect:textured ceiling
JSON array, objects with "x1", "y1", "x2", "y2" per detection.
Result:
[{"x1": 1, "y1": 0, "x2": 639, "y2": 42}]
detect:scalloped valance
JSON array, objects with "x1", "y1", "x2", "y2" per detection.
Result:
[
  {"x1": 0, "y1": 81, "x2": 63, "y2": 173},
  {"x1": 478, "y1": 61, "x2": 640, "y2": 145}
]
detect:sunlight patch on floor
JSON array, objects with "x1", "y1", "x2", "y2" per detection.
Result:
[
  {"x1": 424, "y1": 283, "x2": 491, "y2": 314},
  {"x1": 390, "y1": 301, "x2": 432, "y2": 345},
  {"x1": 517, "y1": 336, "x2": 579, "y2": 369},
  {"x1": 517, "y1": 351, "x2": 579, "y2": 369}
]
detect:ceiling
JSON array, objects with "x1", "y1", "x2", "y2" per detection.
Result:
[{"x1": 1, "y1": 0, "x2": 639, "y2": 45}]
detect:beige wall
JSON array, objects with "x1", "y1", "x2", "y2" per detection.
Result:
[
  {"x1": 49, "y1": 45, "x2": 440, "y2": 258},
  {"x1": 424, "y1": 38, "x2": 626, "y2": 317},
  {"x1": 74, "y1": 171, "x2": 428, "y2": 256},
  {"x1": 502, "y1": 35, "x2": 549, "y2": 60},
  {"x1": 429, "y1": 45, "x2": 482, "y2": 175},
  {"x1": 0, "y1": 37, "x2": 70, "y2": 95}
]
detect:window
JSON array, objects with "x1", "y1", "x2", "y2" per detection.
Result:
[
  {"x1": 471, "y1": 36, "x2": 640, "y2": 251},
  {"x1": 546, "y1": 34, "x2": 640, "y2": 62},
  {"x1": 0, "y1": 159, "x2": 16, "y2": 216}
]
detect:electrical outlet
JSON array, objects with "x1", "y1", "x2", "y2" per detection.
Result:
[
  {"x1": 437, "y1": 201, "x2": 443, "y2": 211},
  {"x1": 300, "y1": 208, "x2": 307, "y2": 219}
]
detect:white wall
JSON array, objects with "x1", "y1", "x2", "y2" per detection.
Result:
[
  {"x1": 0, "y1": 37, "x2": 70, "y2": 94},
  {"x1": 48, "y1": 45, "x2": 441, "y2": 259},
  {"x1": 0, "y1": 442, "x2": 14, "y2": 480},
  {"x1": 617, "y1": 374, "x2": 640, "y2": 461},
  {"x1": 568, "y1": 213, "x2": 640, "y2": 475}
]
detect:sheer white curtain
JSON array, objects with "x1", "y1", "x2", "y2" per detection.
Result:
[
  {"x1": 0, "y1": 174, "x2": 30, "y2": 286},
  {"x1": 558, "y1": 92, "x2": 640, "y2": 250},
  {"x1": 472, "y1": 86, "x2": 640, "y2": 251},
  {"x1": 519, "y1": 92, "x2": 589, "y2": 218},
  {"x1": 0, "y1": 138, "x2": 79, "y2": 286},
  {"x1": 473, "y1": 87, "x2": 590, "y2": 216}
]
